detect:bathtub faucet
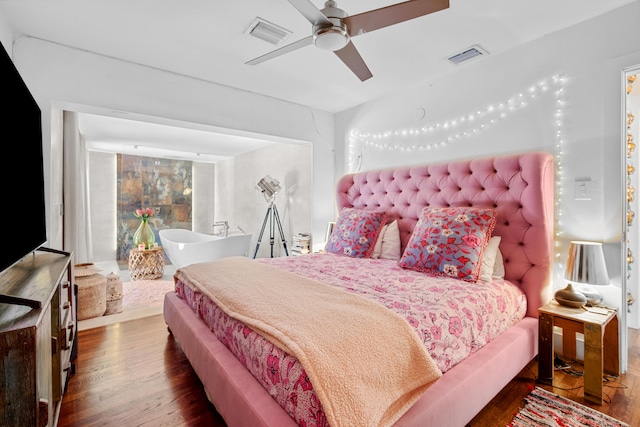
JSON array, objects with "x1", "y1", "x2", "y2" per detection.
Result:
[{"x1": 212, "y1": 221, "x2": 229, "y2": 237}]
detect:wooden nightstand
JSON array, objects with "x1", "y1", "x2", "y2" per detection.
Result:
[{"x1": 538, "y1": 301, "x2": 619, "y2": 404}]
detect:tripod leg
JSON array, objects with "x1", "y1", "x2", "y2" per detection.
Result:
[
  {"x1": 272, "y1": 205, "x2": 289, "y2": 256},
  {"x1": 269, "y1": 205, "x2": 276, "y2": 258},
  {"x1": 253, "y1": 207, "x2": 272, "y2": 259}
]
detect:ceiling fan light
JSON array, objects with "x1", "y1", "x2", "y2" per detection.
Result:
[{"x1": 313, "y1": 26, "x2": 349, "y2": 51}]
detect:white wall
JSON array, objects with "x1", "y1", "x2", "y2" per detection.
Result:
[
  {"x1": 86, "y1": 145, "x2": 312, "y2": 263},
  {"x1": 336, "y1": 2, "x2": 640, "y2": 298},
  {"x1": 335, "y1": 2, "x2": 640, "y2": 370},
  {"x1": 193, "y1": 161, "x2": 215, "y2": 234},
  {"x1": 214, "y1": 142, "x2": 313, "y2": 258},
  {"x1": 0, "y1": 32, "x2": 336, "y2": 258},
  {"x1": 88, "y1": 151, "x2": 117, "y2": 262}
]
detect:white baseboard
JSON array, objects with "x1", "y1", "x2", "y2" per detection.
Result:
[{"x1": 553, "y1": 326, "x2": 584, "y2": 361}]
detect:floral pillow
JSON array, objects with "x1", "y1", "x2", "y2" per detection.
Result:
[
  {"x1": 398, "y1": 207, "x2": 497, "y2": 282},
  {"x1": 325, "y1": 208, "x2": 388, "y2": 258}
]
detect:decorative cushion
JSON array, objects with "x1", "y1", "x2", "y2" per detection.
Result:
[
  {"x1": 398, "y1": 207, "x2": 497, "y2": 282},
  {"x1": 325, "y1": 208, "x2": 388, "y2": 258},
  {"x1": 371, "y1": 220, "x2": 401, "y2": 260},
  {"x1": 479, "y1": 236, "x2": 501, "y2": 282}
]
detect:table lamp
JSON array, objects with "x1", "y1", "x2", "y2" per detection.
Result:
[{"x1": 555, "y1": 241, "x2": 610, "y2": 307}]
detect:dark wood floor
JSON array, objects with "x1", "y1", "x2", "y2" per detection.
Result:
[{"x1": 58, "y1": 314, "x2": 640, "y2": 427}]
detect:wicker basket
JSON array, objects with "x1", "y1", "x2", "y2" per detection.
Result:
[
  {"x1": 104, "y1": 272, "x2": 123, "y2": 315},
  {"x1": 75, "y1": 263, "x2": 107, "y2": 320}
]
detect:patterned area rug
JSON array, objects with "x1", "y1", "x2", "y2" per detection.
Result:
[
  {"x1": 122, "y1": 280, "x2": 175, "y2": 307},
  {"x1": 508, "y1": 387, "x2": 630, "y2": 427}
]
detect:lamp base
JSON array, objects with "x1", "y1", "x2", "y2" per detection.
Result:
[
  {"x1": 576, "y1": 286, "x2": 603, "y2": 306},
  {"x1": 554, "y1": 283, "x2": 587, "y2": 308}
]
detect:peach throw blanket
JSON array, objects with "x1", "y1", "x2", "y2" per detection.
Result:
[{"x1": 176, "y1": 257, "x2": 442, "y2": 427}]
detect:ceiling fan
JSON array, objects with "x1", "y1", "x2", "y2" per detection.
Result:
[{"x1": 246, "y1": 0, "x2": 450, "y2": 81}]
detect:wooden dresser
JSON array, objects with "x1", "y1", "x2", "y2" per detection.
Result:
[{"x1": 0, "y1": 248, "x2": 76, "y2": 426}]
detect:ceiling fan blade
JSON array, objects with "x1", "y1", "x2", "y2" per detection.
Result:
[
  {"x1": 344, "y1": 0, "x2": 449, "y2": 37},
  {"x1": 334, "y1": 41, "x2": 373, "y2": 82},
  {"x1": 286, "y1": 0, "x2": 332, "y2": 26},
  {"x1": 246, "y1": 36, "x2": 314, "y2": 65}
]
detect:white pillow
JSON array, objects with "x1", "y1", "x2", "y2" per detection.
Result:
[
  {"x1": 480, "y1": 236, "x2": 501, "y2": 282},
  {"x1": 371, "y1": 224, "x2": 387, "y2": 258},
  {"x1": 371, "y1": 220, "x2": 401, "y2": 260},
  {"x1": 492, "y1": 245, "x2": 505, "y2": 279}
]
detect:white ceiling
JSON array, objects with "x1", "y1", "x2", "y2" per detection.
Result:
[
  {"x1": 1, "y1": 0, "x2": 634, "y2": 161},
  {"x1": 76, "y1": 112, "x2": 282, "y2": 162}
]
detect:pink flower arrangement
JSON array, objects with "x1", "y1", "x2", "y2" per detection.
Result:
[{"x1": 134, "y1": 207, "x2": 155, "y2": 220}]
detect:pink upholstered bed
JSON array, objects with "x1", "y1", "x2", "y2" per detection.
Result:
[{"x1": 163, "y1": 151, "x2": 554, "y2": 426}]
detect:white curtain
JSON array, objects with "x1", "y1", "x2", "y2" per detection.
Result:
[{"x1": 63, "y1": 111, "x2": 93, "y2": 263}]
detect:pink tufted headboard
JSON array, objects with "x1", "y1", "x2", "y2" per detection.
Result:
[{"x1": 336, "y1": 151, "x2": 554, "y2": 317}]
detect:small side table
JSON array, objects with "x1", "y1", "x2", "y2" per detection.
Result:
[
  {"x1": 538, "y1": 301, "x2": 619, "y2": 404},
  {"x1": 128, "y1": 247, "x2": 165, "y2": 280}
]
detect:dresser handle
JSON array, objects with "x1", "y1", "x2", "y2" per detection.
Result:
[
  {"x1": 60, "y1": 327, "x2": 70, "y2": 350},
  {"x1": 66, "y1": 280, "x2": 73, "y2": 302}
]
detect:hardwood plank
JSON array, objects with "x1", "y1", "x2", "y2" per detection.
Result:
[
  {"x1": 59, "y1": 314, "x2": 639, "y2": 427},
  {"x1": 58, "y1": 315, "x2": 225, "y2": 427},
  {"x1": 471, "y1": 327, "x2": 639, "y2": 426}
]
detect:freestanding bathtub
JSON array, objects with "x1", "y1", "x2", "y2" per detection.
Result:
[{"x1": 159, "y1": 229, "x2": 252, "y2": 269}]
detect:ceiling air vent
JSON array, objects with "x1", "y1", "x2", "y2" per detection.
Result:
[
  {"x1": 447, "y1": 45, "x2": 488, "y2": 65},
  {"x1": 245, "y1": 18, "x2": 292, "y2": 45}
]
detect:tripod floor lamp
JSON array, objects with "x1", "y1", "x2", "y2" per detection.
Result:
[{"x1": 253, "y1": 175, "x2": 289, "y2": 258}]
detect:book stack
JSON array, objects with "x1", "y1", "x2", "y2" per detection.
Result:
[{"x1": 291, "y1": 233, "x2": 311, "y2": 256}]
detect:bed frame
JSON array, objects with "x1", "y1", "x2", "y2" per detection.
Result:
[{"x1": 163, "y1": 151, "x2": 555, "y2": 426}]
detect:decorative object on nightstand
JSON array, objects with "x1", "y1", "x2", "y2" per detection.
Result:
[{"x1": 555, "y1": 241, "x2": 610, "y2": 308}]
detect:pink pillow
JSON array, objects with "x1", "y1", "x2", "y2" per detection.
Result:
[
  {"x1": 325, "y1": 208, "x2": 388, "y2": 258},
  {"x1": 398, "y1": 207, "x2": 497, "y2": 282}
]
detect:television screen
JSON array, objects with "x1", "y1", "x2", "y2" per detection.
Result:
[{"x1": 0, "y1": 41, "x2": 47, "y2": 274}]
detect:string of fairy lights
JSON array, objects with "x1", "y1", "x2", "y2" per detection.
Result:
[
  {"x1": 552, "y1": 75, "x2": 567, "y2": 281},
  {"x1": 347, "y1": 74, "x2": 568, "y2": 280}
]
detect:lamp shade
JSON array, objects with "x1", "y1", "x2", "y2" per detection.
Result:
[
  {"x1": 564, "y1": 241, "x2": 610, "y2": 286},
  {"x1": 256, "y1": 175, "x2": 281, "y2": 198}
]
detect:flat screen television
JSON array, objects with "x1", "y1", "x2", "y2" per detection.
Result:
[{"x1": 0, "y1": 41, "x2": 47, "y2": 274}]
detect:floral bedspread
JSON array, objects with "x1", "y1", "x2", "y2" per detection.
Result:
[{"x1": 174, "y1": 252, "x2": 526, "y2": 427}]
